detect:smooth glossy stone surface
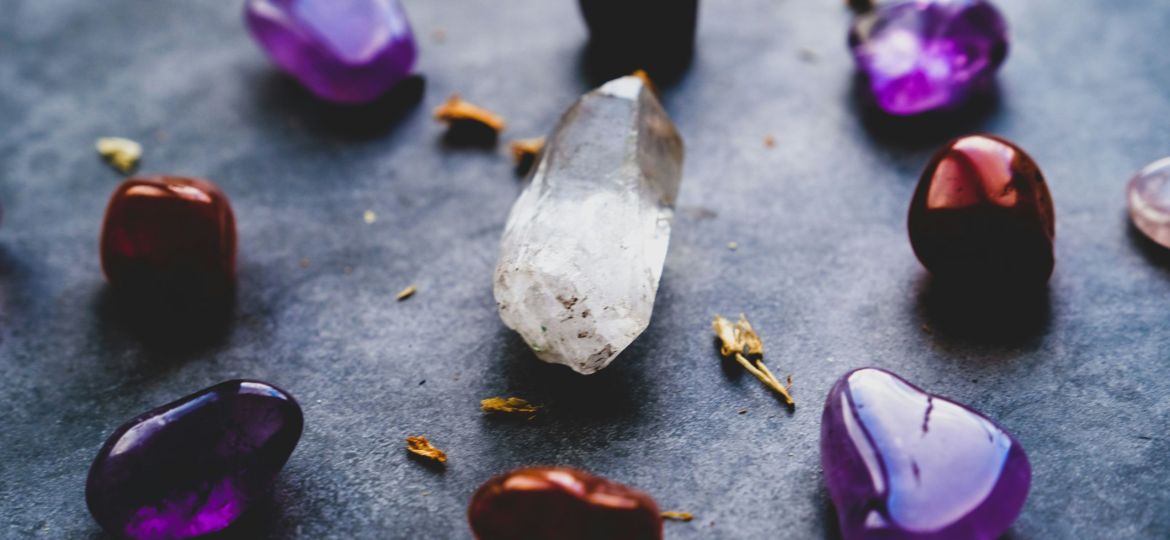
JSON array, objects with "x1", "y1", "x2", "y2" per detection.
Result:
[
  {"x1": 468, "y1": 467, "x2": 662, "y2": 540},
  {"x1": 908, "y1": 134, "x2": 1054, "y2": 286},
  {"x1": 245, "y1": 0, "x2": 417, "y2": 104},
  {"x1": 849, "y1": 0, "x2": 1008, "y2": 115},
  {"x1": 493, "y1": 75, "x2": 684, "y2": 374},
  {"x1": 86, "y1": 380, "x2": 303, "y2": 540},
  {"x1": 821, "y1": 368, "x2": 1031, "y2": 540},
  {"x1": 101, "y1": 176, "x2": 237, "y2": 302},
  {"x1": 578, "y1": 0, "x2": 698, "y2": 80},
  {"x1": 1127, "y1": 157, "x2": 1170, "y2": 248}
]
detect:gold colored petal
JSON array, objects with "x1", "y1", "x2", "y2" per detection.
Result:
[
  {"x1": 95, "y1": 137, "x2": 142, "y2": 173},
  {"x1": 434, "y1": 95, "x2": 506, "y2": 132},
  {"x1": 661, "y1": 511, "x2": 694, "y2": 521},
  {"x1": 405, "y1": 436, "x2": 447, "y2": 463},
  {"x1": 396, "y1": 285, "x2": 417, "y2": 301},
  {"x1": 481, "y1": 396, "x2": 539, "y2": 414}
]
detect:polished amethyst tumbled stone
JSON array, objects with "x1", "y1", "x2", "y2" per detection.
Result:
[
  {"x1": 821, "y1": 368, "x2": 1030, "y2": 540},
  {"x1": 86, "y1": 381, "x2": 303, "y2": 540},
  {"x1": 245, "y1": 0, "x2": 417, "y2": 104},
  {"x1": 849, "y1": 0, "x2": 1009, "y2": 116}
]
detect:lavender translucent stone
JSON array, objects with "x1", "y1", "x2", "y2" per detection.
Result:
[
  {"x1": 86, "y1": 381, "x2": 303, "y2": 540},
  {"x1": 821, "y1": 368, "x2": 1030, "y2": 540},
  {"x1": 849, "y1": 0, "x2": 1008, "y2": 116},
  {"x1": 245, "y1": 0, "x2": 417, "y2": 104}
]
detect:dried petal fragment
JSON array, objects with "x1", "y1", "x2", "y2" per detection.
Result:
[
  {"x1": 405, "y1": 436, "x2": 447, "y2": 463},
  {"x1": 509, "y1": 137, "x2": 545, "y2": 165},
  {"x1": 434, "y1": 95, "x2": 505, "y2": 132},
  {"x1": 96, "y1": 137, "x2": 142, "y2": 173},
  {"x1": 661, "y1": 511, "x2": 694, "y2": 521},
  {"x1": 712, "y1": 314, "x2": 763, "y2": 358},
  {"x1": 396, "y1": 285, "x2": 417, "y2": 301},
  {"x1": 481, "y1": 397, "x2": 539, "y2": 414}
]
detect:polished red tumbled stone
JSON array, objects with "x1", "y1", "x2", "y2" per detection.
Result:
[
  {"x1": 468, "y1": 467, "x2": 662, "y2": 540},
  {"x1": 908, "y1": 135, "x2": 1054, "y2": 286},
  {"x1": 101, "y1": 176, "x2": 237, "y2": 301}
]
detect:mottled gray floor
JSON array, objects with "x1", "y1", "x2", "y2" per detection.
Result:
[{"x1": 0, "y1": 1, "x2": 1168, "y2": 538}]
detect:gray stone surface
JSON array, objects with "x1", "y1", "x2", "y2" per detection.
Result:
[{"x1": 0, "y1": 1, "x2": 1167, "y2": 538}]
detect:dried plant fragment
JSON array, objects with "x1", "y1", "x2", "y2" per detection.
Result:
[
  {"x1": 96, "y1": 137, "x2": 142, "y2": 173},
  {"x1": 712, "y1": 314, "x2": 764, "y2": 358},
  {"x1": 363, "y1": 210, "x2": 377, "y2": 224},
  {"x1": 434, "y1": 95, "x2": 505, "y2": 134},
  {"x1": 764, "y1": 135, "x2": 776, "y2": 148},
  {"x1": 630, "y1": 69, "x2": 659, "y2": 98},
  {"x1": 713, "y1": 314, "x2": 794, "y2": 407},
  {"x1": 481, "y1": 396, "x2": 539, "y2": 415},
  {"x1": 406, "y1": 436, "x2": 447, "y2": 463},
  {"x1": 396, "y1": 285, "x2": 417, "y2": 301},
  {"x1": 510, "y1": 137, "x2": 545, "y2": 166},
  {"x1": 662, "y1": 511, "x2": 694, "y2": 521}
]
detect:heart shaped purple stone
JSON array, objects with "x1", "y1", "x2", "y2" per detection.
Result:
[
  {"x1": 86, "y1": 380, "x2": 303, "y2": 540},
  {"x1": 821, "y1": 368, "x2": 1030, "y2": 540},
  {"x1": 245, "y1": 0, "x2": 418, "y2": 104}
]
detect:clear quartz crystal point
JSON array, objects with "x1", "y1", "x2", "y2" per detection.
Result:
[{"x1": 493, "y1": 75, "x2": 684, "y2": 374}]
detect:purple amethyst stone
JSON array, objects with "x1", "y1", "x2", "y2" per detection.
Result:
[
  {"x1": 245, "y1": 0, "x2": 418, "y2": 104},
  {"x1": 86, "y1": 380, "x2": 303, "y2": 540},
  {"x1": 848, "y1": 0, "x2": 1008, "y2": 116},
  {"x1": 821, "y1": 368, "x2": 1030, "y2": 540}
]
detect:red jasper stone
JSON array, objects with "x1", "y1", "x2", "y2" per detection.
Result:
[
  {"x1": 468, "y1": 467, "x2": 662, "y2": 540},
  {"x1": 101, "y1": 176, "x2": 237, "y2": 301},
  {"x1": 908, "y1": 135, "x2": 1054, "y2": 286}
]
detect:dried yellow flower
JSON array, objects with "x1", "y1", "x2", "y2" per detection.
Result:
[
  {"x1": 481, "y1": 397, "x2": 539, "y2": 414},
  {"x1": 434, "y1": 95, "x2": 506, "y2": 132},
  {"x1": 396, "y1": 285, "x2": 417, "y2": 301},
  {"x1": 661, "y1": 511, "x2": 694, "y2": 521},
  {"x1": 406, "y1": 436, "x2": 447, "y2": 463},
  {"x1": 509, "y1": 137, "x2": 545, "y2": 165},
  {"x1": 95, "y1": 137, "x2": 142, "y2": 173},
  {"x1": 712, "y1": 314, "x2": 764, "y2": 358}
]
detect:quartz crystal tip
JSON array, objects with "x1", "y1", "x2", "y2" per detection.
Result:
[
  {"x1": 493, "y1": 75, "x2": 684, "y2": 374},
  {"x1": 1127, "y1": 157, "x2": 1170, "y2": 249}
]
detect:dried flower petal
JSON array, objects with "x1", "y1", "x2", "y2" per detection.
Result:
[
  {"x1": 481, "y1": 397, "x2": 539, "y2": 414},
  {"x1": 661, "y1": 511, "x2": 694, "y2": 521},
  {"x1": 712, "y1": 314, "x2": 764, "y2": 358},
  {"x1": 96, "y1": 137, "x2": 142, "y2": 174},
  {"x1": 434, "y1": 95, "x2": 506, "y2": 132},
  {"x1": 405, "y1": 436, "x2": 447, "y2": 463},
  {"x1": 509, "y1": 137, "x2": 545, "y2": 165},
  {"x1": 396, "y1": 285, "x2": 417, "y2": 301}
]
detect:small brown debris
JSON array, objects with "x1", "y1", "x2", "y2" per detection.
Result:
[
  {"x1": 434, "y1": 95, "x2": 506, "y2": 133},
  {"x1": 406, "y1": 436, "x2": 447, "y2": 463},
  {"x1": 396, "y1": 285, "x2": 417, "y2": 301},
  {"x1": 764, "y1": 135, "x2": 776, "y2": 148},
  {"x1": 662, "y1": 511, "x2": 694, "y2": 522},
  {"x1": 713, "y1": 314, "x2": 794, "y2": 407},
  {"x1": 96, "y1": 137, "x2": 142, "y2": 173},
  {"x1": 738, "y1": 409, "x2": 748, "y2": 415},
  {"x1": 298, "y1": 258, "x2": 311, "y2": 269},
  {"x1": 481, "y1": 397, "x2": 539, "y2": 415},
  {"x1": 510, "y1": 137, "x2": 545, "y2": 168},
  {"x1": 432, "y1": 28, "x2": 447, "y2": 43}
]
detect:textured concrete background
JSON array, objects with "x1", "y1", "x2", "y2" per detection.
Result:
[{"x1": 1, "y1": 1, "x2": 1168, "y2": 538}]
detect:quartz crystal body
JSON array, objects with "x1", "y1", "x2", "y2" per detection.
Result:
[
  {"x1": 101, "y1": 176, "x2": 237, "y2": 302},
  {"x1": 1127, "y1": 157, "x2": 1170, "y2": 248},
  {"x1": 849, "y1": 0, "x2": 1008, "y2": 115},
  {"x1": 86, "y1": 381, "x2": 303, "y2": 540},
  {"x1": 908, "y1": 135, "x2": 1054, "y2": 286},
  {"x1": 578, "y1": 0, "x2": 698, "y2": 79},
  {"x1": 821, "y1": 368, "x2": 1031, "y2": 540},
  {"x1": 493, "y1": 75, "x2": 684, "y2": 374},
  {"x1": 468, "y1": 467, "x2": 662, "y2": 540},
  {"x1": 245, "y1": 0, "x2": 417, "y2": 104}
]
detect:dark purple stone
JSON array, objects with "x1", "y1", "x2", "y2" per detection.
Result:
[
  {"x1": 245, "y1": 0, "x2": 418, "y2": 104},
  {"x1": 821, "y1": 368, "x2": 1030, "y2": 540},
  {"x1": 86, "y1": 381, "x2": 303, "y2": 540},
  {"x1": 849, "y1": 0, "x2": 1009, "y2": 116}
]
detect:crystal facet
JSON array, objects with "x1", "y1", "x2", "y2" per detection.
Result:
[
  {"x1": 908, "y1": 134, "x2": 1054, "y2": 286},
  {"x1": 468, "y1": 467, "x2": 662, "y2": 540},
  {"x1": 245, "y1": 0, "x2": 417, "y2": 104},
  {"x1": 1127, "y1": 157, "x2": 1170, "y2": 248},
  {"x1": 493, "y1": 76, "x2": 684, "y2": 374},
  {"x1": 821, "y1": 368, "x2": 1031, "y2": 540},
  {"x1": 86, "y1": 381, "x2": 303, "y2": 540},
  {"x1": 849, "y1": 0, "x2": 1009, "y2": 116},
  {"x1": 101, "y1": 176, "x2": 237, "y2": 302}
]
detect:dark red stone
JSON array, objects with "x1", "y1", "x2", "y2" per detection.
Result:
[
  {"x1": 908, "y1": 134, "x2": 1055, "y2": 286},
  {"x1": 468, "y1": 467, "x2": 662, "y2": 540},
  {"x1": 101, "y1": 176, "x2": 237, "y2": 301}
]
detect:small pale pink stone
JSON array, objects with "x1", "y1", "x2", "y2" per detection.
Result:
[{"x1": 1127, "y1": 157, "x2": 1170, "y2": 248}]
